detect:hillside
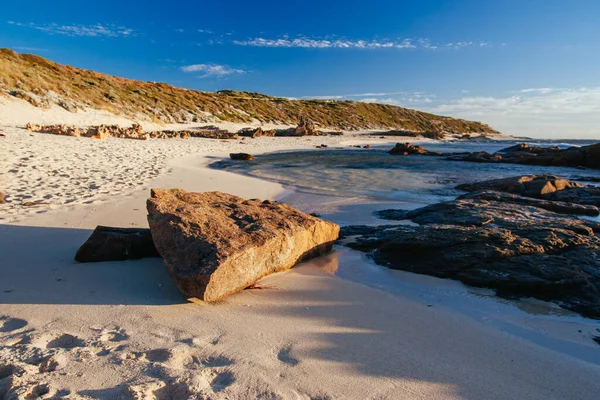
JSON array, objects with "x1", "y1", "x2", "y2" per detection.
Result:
[{"x1": 0, "y1": 48, "x2": 499, "y2": 134}]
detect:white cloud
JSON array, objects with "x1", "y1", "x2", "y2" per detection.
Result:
[
  {"x1": 233, "y1": 36, "x2": 492, "y2": 51},
  {"x1": 426, "y1": 87, "x2": 600, "y2": 139},
  {"x1": 233, "y1": 37, "x2": 419, "y2": 49},
  {"x1": 8, "y1": 21, "x2": 135, "y2": 37},
  {"x1": 181, "y1": 63, "x2": 246, "y2": 78}
]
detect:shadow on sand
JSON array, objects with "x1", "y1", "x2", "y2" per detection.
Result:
[{"x1": 0, "y1": 224, "x2": 184, "y2": 305}]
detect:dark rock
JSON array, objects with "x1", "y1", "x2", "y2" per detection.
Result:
[
  {"x1": 454, "y1": 142, "x2": 600, "y2": 169},
  {"x1": 343, "y1": 197, "x2": 600, "y2": 319},
  {"x1": 458, "y1": 190, "x2": 599, "y2": 217},
  {"x1": 457, "y1": 175, "x2": 600, "y2": 207},
  {"x1": 146, "y1": 189, "x2": 340, "y2": 301},
  {"x1": 374, "y1": 209, "x2": 408, "y2": 220},
  {"x1": 230, "y1": 153, "x2": 254, "y2": 161},
  {"x1": 388, "y1": 143, "x2": 442, "y2": 156},
  {"x1": 74, "y1": 226, "x2": 160, "y2": 263},
  {"x1": 447, "y1": 151, "x2": 503, "y2": 163}
]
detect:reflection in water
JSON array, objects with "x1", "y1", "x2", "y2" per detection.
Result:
[{"x1": 310, "y1": 252, "x2": 339, "y2": 275}]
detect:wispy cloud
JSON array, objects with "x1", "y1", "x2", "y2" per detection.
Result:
[
  {"x1": 303, "y1": 92, "x2": 435, "y2": 104},
  {"x1": 234, "y1": 36, "x2": 493, "y2": 50},
  {"x1": 7, "y1": 21, "x2": 135, "y2": 37},
  {"x1": 180, "y1": 63, "x2": 246, "y2": 78},
  {"x1": 234, "y1": 37, "x2": 417, "y2": 49},
  {"x1": 12, "y1": 46, "x2": 48, "y2": 52},
  {"x1": 302, "y1": 91, "x2": 424, "y2": 100}
]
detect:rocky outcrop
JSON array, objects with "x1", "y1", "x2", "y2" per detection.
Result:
[
  {"x1": 388, "y1": 143, "x2": 442, "y2": 156},
  {"x1": 344, "y1": 196, "x2": 600, "y2": 319},
  {"x1": 275, "y1": 118, "x2": 329, "y2": 137},
  {"x1": 230, "y1": 153, "x2": 254, "y2": 161},
  {"x1": 457, "y1": 175, "x2": 583, "y2": 197},
  {"x1": 74, "y1": 226, "x2": 160, "y2": 263},
  {"x1": 147, "y1": 189, "x2": 340, "y2": 301},
  {"x1": 24, "y1": 123, "x2": 238, "y2": 140},
  {"x1": 457, "y1": 175, "x2": 600, "y2": 207},
  {"x1": 238, "y1": 127, "x2": 276, "y2": 138},
  {"x1": 449, "y1": 142, "x2": 600, "y2": 169}
]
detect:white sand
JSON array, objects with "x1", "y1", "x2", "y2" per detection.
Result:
[{"x1": 1, "y1": 99, "x2": 600, "y2": 399}]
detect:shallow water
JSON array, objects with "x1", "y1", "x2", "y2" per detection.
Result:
[{"x1": 211, "y1": 140, "x2": 600, "y2": 206}]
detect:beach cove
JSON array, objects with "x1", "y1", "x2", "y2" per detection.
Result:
[{"x1": 2, "y1": 106, "x2": 600, "y2": 399}]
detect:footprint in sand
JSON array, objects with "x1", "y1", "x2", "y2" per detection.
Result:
[
  {"x1": 277, "y1": 345, "x2": 299, "y2": 366},
  {"x1": 98, "y1": 327, "x2": 128, "y2": 343},
  {"x1": 0, "y1": 317, "x2": 28, "y2": 332},
  {"x1": 45, "y1": 333, "x2": 84, "y2": 349},
  {"x1": 210, "y1": 371, "x2": 236, "y2": 393},
  {"x1": 143, "y1": 348, "x2": 172, "y2": 363},
  {"x1": 199, "y1": 355, "x2": 234, "y2": 368},
  {"x1": 0, "y1": 364, "x2": 20, "y2": 380}
]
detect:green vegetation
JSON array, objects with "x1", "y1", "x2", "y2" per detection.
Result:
[{"x1": 0, "y1": 48, "x2": 499, "y2": 134}]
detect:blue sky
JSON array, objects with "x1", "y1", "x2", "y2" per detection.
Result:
[{"x1": 2, "y1": 0, "x2": 599, "y2": 138}]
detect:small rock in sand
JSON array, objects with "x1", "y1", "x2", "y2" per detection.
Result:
[
  {"x1": 229, "y1": 153, "x2": 254, "y2": 161},
  {"x1": 74, "y1": 226, "x2": 160, "y2": 263}
]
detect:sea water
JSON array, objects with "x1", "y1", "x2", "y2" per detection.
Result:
[{"x1": 211, "y1": 139, "x2": 600, "y2": 210}]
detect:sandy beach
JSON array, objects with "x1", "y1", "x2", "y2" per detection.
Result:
[{"x1": 2, "y1": 99, "x2": 600, "y2": 399}]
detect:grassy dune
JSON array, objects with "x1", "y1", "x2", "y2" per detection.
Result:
[{"x1": 0, "y1": 48, "x2": 499, "y2": 134}]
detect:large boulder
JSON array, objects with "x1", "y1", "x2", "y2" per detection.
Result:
[
  {"x1": 74, "y1": 226, "x2": 160, "y2": 262},
  {"x1": 345, "y1": 197, "x2": 600, "y2": 318},
  {"x1": 147, "y1": 189, "x2": 340, "y2": 301}
]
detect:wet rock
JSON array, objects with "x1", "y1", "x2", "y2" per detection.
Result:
[
  {"x1": 74, "y1": 226, "x2": 160, "y2": 263},
  {"x1": 147, "y1": 189, "x2": 340, "y2": 301},
  {"x1": 345, "y1": 197, "x2": 600, "y2": 319},
  {"x1": 446, "y1": 151, "x2": 503, "y2": 163},
  {"x1": 457, "y1": 175, "x2": 600, "y2": 207},
  {"x1": 230, "y1": 153, "x2": 254, "y2": 161},
  {"x1": 458, "y1": 190, "x2": 599, "y2": 216},
  {"x1": 388, "y1": 143, "x2": 442, "y2": 156}
]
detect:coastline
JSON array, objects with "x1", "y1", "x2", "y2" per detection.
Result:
[{"x1": 2, "y1": 116, "x2": 600, "y2": 398}]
